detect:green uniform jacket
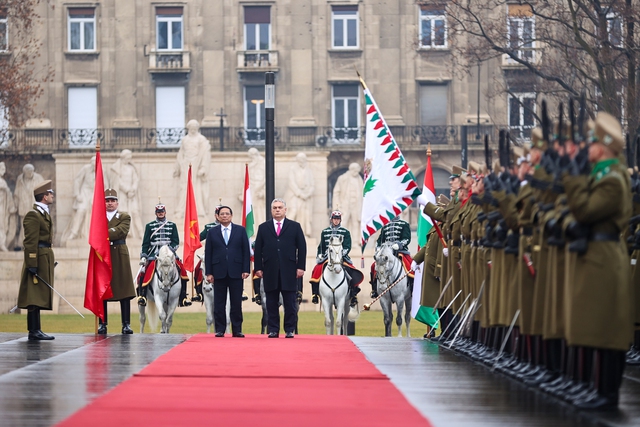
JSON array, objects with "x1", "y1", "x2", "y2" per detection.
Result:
[
  {"x1": 317, "y1": 226, "x2": 352, "y2": 258},
  {"x1": 18, "y1": 204, "x2": 54, "y2": 310},
  {"x1": 413, "y1": 226, "x2": 440, "y2": 307},
  {"x1": 200, "y1": 222, "x2": 218, "y2": 241},
  {"x1": 563, "y1": 161, "x2": 633, "y2": 351},
  {"x1": 141, "y1": 219, "x2": 179, "y2": 258},
  {"x1": 107, "y1": 211, "x2": 136, "y2": 301},
  {"x1": 376, "y1": 218, "x2": 411, "y2": 251}
]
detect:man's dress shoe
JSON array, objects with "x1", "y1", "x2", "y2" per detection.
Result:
[
  {"x1": 232, "y1": 333, "x2": 245, "y2": 338},
  {"x1": 215, "y1": 332, "x2": 224, "y2": 337},
  {"x1": 285, "y1": 332, "x2": 294, "y2": 338},
  {"x1": 28, "y1": 330, "x2": 54, "y2": 341},
  {"x1": 268, "y1": 332, "x2": 279, "y2": 338}
]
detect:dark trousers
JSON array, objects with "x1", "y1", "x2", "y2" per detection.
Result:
[
  {"x1": 213, "y1": 277, "x2": 243, "y2": 334},
  {"x1": 100, "y1": 299, "x2": 132, "y2": 325},
  {"x1": 265, "y1": 272, "x2": 297, "y2": 333}
]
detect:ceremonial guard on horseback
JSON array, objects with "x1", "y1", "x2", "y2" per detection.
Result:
[
  {"x1": 137, "y1": 202, "x2": 191, "y2": 307},
  {"x1": 370, "y1": 216, "x2": 414, "y2": 298},
  {"x1": 310, "y1": 211, "x2": 363, "y2": 307}
]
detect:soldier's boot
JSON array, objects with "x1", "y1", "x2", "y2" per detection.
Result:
[
  {"x1": 370, "y1": 271, "x2": 378, "y2": 299},
  {"x1": 179, "y1": 279, "x2": 192, "y2": 307},
  {"x1": 191, "y1": 284, "x2": 203, "y2": 302},
  {"x1": 311, "y1": 282, "x2": 320, "y2": 304},
  {"x1": 120, "y1": 299, "x2": 133, "y2": 334},
  {"x1": 349, "y1": 286, "x2": 360, "y2": 307},
  {"x1": 28, "y1": 308, "x2": 54, "y2": 341},
  {"x1": 137, "y1": 274, "x2": 147, "y2": 306},
  {"x1": 98, "y1": 301, "x2": 108, "y2": 334}
]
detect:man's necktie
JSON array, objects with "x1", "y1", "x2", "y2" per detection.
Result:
[
  {"x1": 223, "y1": 227, "x2": 229, "y2": 244},
  {"x1": 276, "y1": 222, "x2": 281, "y2": 236}
]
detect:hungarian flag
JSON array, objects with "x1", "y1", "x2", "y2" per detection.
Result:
[
  {"x1": 417, "y1": 151, "x2": 436, "y2": 249},
  {"x1": 411, "y1": 150, "x2": 439, "y2": 328},
  {"x1": 242, "y1": 164, "x2": 255, "y2": 239},
  {"x1": 359, "y1": 75, "x2": 421, "y2": 248},
  {"x1": 84, "y1": 149, "x2": 113, "y2": 319},
  {"x1": 183, "y1": 165, "x2": 202, "y2": 272}
]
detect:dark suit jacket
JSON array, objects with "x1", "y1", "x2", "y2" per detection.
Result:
[
  {"x1": 205, "y1": 223, "x2": 251, "y2": 280},
  {"x1": 254, "y1": 218, "x2": 307, "y2": 292}
]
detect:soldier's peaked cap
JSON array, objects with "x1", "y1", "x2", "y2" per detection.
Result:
[
  {"x1": 105, "y1": 188, "x2": 118, "y2": 199},
  {"x1": 33, "y1": 180, "x2": 53, "y2": 196}
]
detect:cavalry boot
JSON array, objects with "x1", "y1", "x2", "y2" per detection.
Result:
[
  {"x1": 350, "y1": 286, "x2": 360, "y2": 307},
  {"x1": 137, "y1": 285, "x2": 147, "y2": 306},
  {"x1": 28, "y1": 309, "x2": 54, "y2": 341},
  {"x1": 179, "y1": 280, "x2": 192, "y2": 307},
  {"x1": 191, "y1": 284, "x2": 203, "y2": 303},
  {"x1": 120, "y1": 299, "x2": 133, "y2": 334},
  {"x1": 311, "y1": 282, "x2": 320, "y2": 304},
  {"x1": 370, "y1": 272, "x2": 378, "y2": 298}
]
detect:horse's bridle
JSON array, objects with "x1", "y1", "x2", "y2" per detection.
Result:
[
  {"x1": 155, "y1": 259, "x2": 180, "y2": 306},
  {"x1": 322, "y1": 243, "x2": 347, "y2": 308}
]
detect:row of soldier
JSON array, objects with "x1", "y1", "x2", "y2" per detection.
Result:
[{"x1": 412, "y1": 106, "x2": 633, "y2": 411}]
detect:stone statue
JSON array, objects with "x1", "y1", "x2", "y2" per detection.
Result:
[
  {"x1": 174, "y1": 119, "x2": 211, "y2": 218},
  {"x1": 13, "y1": 163, "x2": 44, "y2": 247},
  {"x1": 332, "y1": 162, "x2": 363, "y2": 246},
  {"x1": 0, "y1": 162, "x2": 17, "y2": 251},
  {"x1": 109, "y1": 149, "x2": 143, "y2": 239},
  {"x1": 245, "y1": 147, "x2": 266, "y2": 227},
  {"x1": 284, "y1": 152, "x2": 315, "y2": 237},
  {"x1": 61, "y1": 156, "x2": 96, "y2": 241}
]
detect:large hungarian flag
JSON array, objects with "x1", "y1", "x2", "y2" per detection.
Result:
[
  {"x1": 84, "y1": 149, "x2": 113, "y2": 319},
  {"x1": 183, "y1": 165, "x2": 202, "y2": 272},
  {"x1": 359, "y1": 76, "x2": 421, "y2": 248},
  {"x1": 411, "y1": 150, "x2": 439, "y2": 328},
  {"x1": 242, "y1": 164, "x2": 255, "y2": 239}
]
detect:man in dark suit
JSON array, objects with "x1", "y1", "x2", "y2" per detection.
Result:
[
  {"x1": 254, "y1": 198, "x2": 307, "y2": 338},
  {"x1": 205, "y1": 206, "x2": 251, "y2": 337}
]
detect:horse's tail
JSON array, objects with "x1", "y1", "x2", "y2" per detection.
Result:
[
  {"x1": 146, "y1": 299, "x2": 159, "y2": 332},
  {"x1": 348, "y1": 304, "x2": 360, "y2": 322}
]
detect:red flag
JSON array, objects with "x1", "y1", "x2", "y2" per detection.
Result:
[
  {"x1": 183, "y1": 165, "x2": 202, "y2": 272},
  {"x1": 84, "y1": 150, "x2": 113, "y2": 319}
]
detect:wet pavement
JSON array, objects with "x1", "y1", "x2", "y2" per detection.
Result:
[{"x1": 1, "y1": 333, "x2": 640, "y2": 426}]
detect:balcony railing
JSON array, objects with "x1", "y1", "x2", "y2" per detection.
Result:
[
  {"x1": 0, "y1": 125, "x2": 508, "y2": 153},
  {"x1": 236, "y1": 50, "x2": 279, "y2": 71},
  {"x1": 148, "y1": 51, "x2": 191, "y2": 73}
]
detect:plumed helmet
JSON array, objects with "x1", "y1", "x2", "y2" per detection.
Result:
[{"x1": 330, "y1": 210, "x2": 342, "y2": 219}]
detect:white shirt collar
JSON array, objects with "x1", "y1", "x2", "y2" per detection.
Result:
[
  {"x1": 107, "y1": 210, "x2": 117, "y2": 221},
  {"x1": 273, "y1": 218, "x2": 284, "y2": 229},
  {"x1": 34, "y1": 201, "x2": 50, "y2": 214}
]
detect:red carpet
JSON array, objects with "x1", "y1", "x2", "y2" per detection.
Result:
[{"x1": 56, "y1": 335, "x2": 432, "y2": 427}]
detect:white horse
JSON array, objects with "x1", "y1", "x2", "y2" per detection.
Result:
[
  {"x1": 319, "y1": 235, "x2": 351, "y2": 335},
  {"x1": 374, "y1": 242, "x2": 412, "y2": 337},
  {"x1": 139, "y1": 245, "x2": 181, "y2": 334},
  {"x1": 199, "y1": 260, "x2": 231, "y2": 334}
]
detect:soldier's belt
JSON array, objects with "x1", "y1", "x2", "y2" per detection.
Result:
[
  {"x1": 110, "y1": 239, "x2": 126, "y2": 246},
  {"x1": 589, "y1": 233, "x2": 620, "y2": 242},
  {"x1": 452, "y1": 241, "x2": 461, "y2": 247},
  {"x1": 38, "y1": 242, "x2": 51, "y2": 248},
  {"x1": 463, "y1": 239, "x2": 472, "y2": 245},
  {"x1": 521, "y1": 227, "x2": 533, "y2": 236}
]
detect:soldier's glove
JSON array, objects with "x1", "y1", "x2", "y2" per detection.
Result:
[
  {"x1": 392, "y1": 243, "x2": 399, "y2": 251},
  {"x1": 442, "y1": 248, "x2": 449, "y2": 258},
  {"x1": 139, "y1": 257, "x2": 147, "y2": 266},
  {"x1": 416, "y1": 193, "x2": 429, "y2": 206},
  {"x1": 296, "y1": 291, "x2": 303, "y2": 305},
  {"x1": 253, "y1": 294, "x2": 262, "y2": 306},
  {"x1": 316, "y1": 255, "x2": 323, "y2": 263},
  {"x1": 27, "y1": 267, "x2": 38, "y2": 276}
]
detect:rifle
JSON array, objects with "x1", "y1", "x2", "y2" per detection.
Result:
[
  {"x1": 498, "y1": 129, "x2": 506, "y2": 169},
  {"x1": 627, "y1": 134, "x2": 633, "y2": 169},
  {"x1": 557, "y1": 102, "x2": 565, "y2": 148},
  {"x1": 576, "y1": 91, "x2": 586, "y2": 146},
  {"x1": 569, "y1": 98, "x2": 576, "y2": 143},
  {"x1": 484, "y1": 134, "x2": 492, "y2": 172},
  {"x1": 541, "y1": 99, "x2": 550, "y2": 145}
]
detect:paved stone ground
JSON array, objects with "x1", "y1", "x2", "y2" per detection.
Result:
[{"x1": 1, "y1": 333, "x2": 639, "y2": 427}]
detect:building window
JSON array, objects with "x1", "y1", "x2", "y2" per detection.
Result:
[
  {"x1": 419, "y1": 7, "x2": 446, "y2": 48},
  {"x1": 332, "y1": 84, "x2": 360, "y2": 143},
  {"x1": 68, "y1": 8, "x2": 95, "y2": 52},
  {"x1": 507, "y1": 5, "x2": 535, "y2": 62},
  {"x1": 0, "y1": 13, "x2": 7, "y2": 51},
  {"x1": 244, "y1": 86, "x2": 266, "y2": 145},
  {"x1": 68, "y1": 87, "x2": 98, "y2": 146},
  {"x1": 155, "y1": 86, "x2": 185, "y2": 146},
  {"x1": 508, "y1": 93, "x2": 536, "y2": 142},
  {"x1": 244, "y1": 6, "x2": 270, "y2": 51},
  {"x1": 332, "y1": 6, "x2": 358, "y2": 49},
  {"x1": 607, "y1": 12, "x2": 623, "y2": 47},
  {"x1": 156, "y1": 7, "x2": 183, "y2": 51}
]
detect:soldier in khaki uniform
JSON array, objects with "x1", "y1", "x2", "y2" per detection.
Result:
[
  {"x1": 98, "y1": 189, "x2": 136, "y2": 335},
  {"x1": 17, "y1": 180, "x2": 55, "y2": 340},
  {"x1": 562, "y1": 112, "x2": 633, "y2": 409}
]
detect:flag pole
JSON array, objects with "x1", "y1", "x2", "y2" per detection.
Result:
[{"x1": 95, "y1": 139, "x2": 101, "y2": 335}]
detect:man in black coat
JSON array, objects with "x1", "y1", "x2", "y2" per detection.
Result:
[
  {"x1": 254, "y1": 198, "x2": 307, "y2": 338},
  {"x1": 205, "y1": 206, "x2": 251, "y2": 337}
]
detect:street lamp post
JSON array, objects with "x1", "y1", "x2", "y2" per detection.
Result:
[
  {"x1": 265, "y1": 72, "x2": 275, "y2": 221},
  {"x1": 215, "y1": 108, "x2": 227, "y2": 152}
]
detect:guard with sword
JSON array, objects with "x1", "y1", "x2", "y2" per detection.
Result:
[{"x1": 17, "y1": 180, "x2": 56, "y2": 340}]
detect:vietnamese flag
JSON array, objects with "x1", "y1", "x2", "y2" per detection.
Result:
[
  {"x1": 183, "y1": 165, "x2": 202, "y2": 272},
  {"x1": 84, "y1": 148, "x2": 113, "y2": 319}
]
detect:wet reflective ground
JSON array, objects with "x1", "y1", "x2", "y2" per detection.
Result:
[{"x1": 1, "y1": 334, "x2": 639, "y2": 426}]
